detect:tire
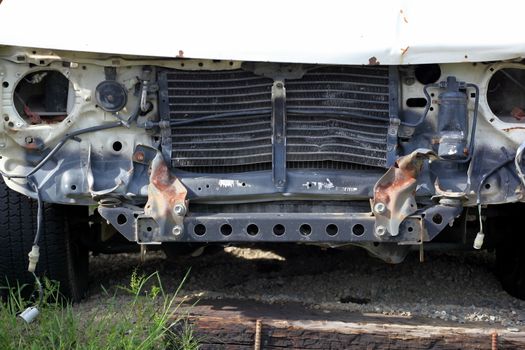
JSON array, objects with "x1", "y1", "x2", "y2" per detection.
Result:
[
  {"x1": 0, "y1": 180, "x2": 89, "y2": 301},
  {"x1": 492, "y1": 205, "x2": 525, "y2": 300},
  {"x1": 496, "y1": 235, "x2": 525, "y2": 300}
]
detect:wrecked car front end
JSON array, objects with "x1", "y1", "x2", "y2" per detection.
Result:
[{"x1": 1, "y1": 44, "x2": 525, "y2": 265}]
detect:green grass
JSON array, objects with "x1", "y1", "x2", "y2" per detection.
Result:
[{"x1": 0, "y1": 271, "x2": 200, "y2": 350}]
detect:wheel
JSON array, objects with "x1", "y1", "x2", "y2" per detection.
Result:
[
  {"x1": 0, "y1": 180, "x2": 89, "y2": 301},
  {"x1": 496, "y1": 234, "x2": 525, "y2": 299},
  {"x1": 491, "y1": 204, "x2": 525, "y2": 299}
]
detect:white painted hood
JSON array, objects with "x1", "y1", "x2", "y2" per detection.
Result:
[{"x1": 0, "y1": 0, "x2": 523, "y2": 65}]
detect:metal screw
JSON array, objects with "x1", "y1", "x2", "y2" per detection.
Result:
[
  {"x1": 276, "y1": 82, "x2": 283, "y2": 89},
  {"x1": 24, "y1": 136, "x2": 34, "y2": 144},
  {"x1": 172, "y1": 225, "x2": 182, "y2": 236},
  {"x1": 374, "y1": 202, "x2": 386, "y2": 214},
  {"x1": 375, "y1": 225, "x2": 387, "y2": 236},
  {"x1": 134, "y1": 151, "x2": 145, "y2": 162},
  {"x1": 173, "y1": 204, "x2": 186, "y2": 216}
]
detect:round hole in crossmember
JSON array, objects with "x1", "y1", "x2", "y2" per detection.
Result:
[
  {"x1": 220, "y1": 224, "x2": 232, "y2": 236},
  {"x1": 299, "y1": 224, "x2": 312, "y2": 236},
  {"x1": 273, "y1": 224, "x2": 285, "y2": 236},
  {"x1": 112, "y1": 141, "x2": 123, "y2": 152},
  {"x1": 352, "y1": 224, "x2": 365, "y2": 236},
  {"x1": 432, "y1": 214, "x2": 443, "y2": 225},
  {"x1": 117, "y1": 214, "x2": 127, "y2": 225},
  {"x1": 246, "y1": 224, "x2": 259, "y2": 236},
  {"x1": 194, "y1": 224, "x2": 206, "y2": 236},
  {"x1": 326, "y1": 224, "x2": 338, "y2": 236}
]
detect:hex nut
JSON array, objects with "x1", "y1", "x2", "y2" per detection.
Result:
[
  {"x1": 173, "y1": 204, "x2": 186, "y2": 216},
  {"x1": 374, "y1": 202, "x2": 386, "y2": 214},
  {"x1": 375, "y1": 225, "x2": 387, "y2": 237},
  {"x1": 172, "y1": 225, "x2": 182, "y2": 236}
]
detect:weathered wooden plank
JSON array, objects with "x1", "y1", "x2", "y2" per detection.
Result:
[{"x1": 177, "y1": 298, "x2": 525, "y2": 349}]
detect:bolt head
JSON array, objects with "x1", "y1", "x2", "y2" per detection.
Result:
[
  {"x1": 173, "y1": 204, "x2": 186, "y2": 216},
  {"x1": 172, "y1": 225, "x2": 182, "y2": 236},
  {"x1": 374, "y1": 202, "x2": 386, "y2": 214},
  {"x1": 375, "y1": 225, "x2": 387, "y2": 237},
  {"x1": 134, "y1": 151, "x2": 145, "y2": 162}
]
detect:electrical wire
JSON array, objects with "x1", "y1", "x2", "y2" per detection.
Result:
[
  {"x1": 29, "y1": 178, "x2": 43, "y2": 246},
  {"x1": 2, "y1": 76, "x2": 146, "y2": 309},
  {"x1": 145, "y1": 107, "x2": 397, "y2": 130},
  {"x1": 476, "y1": 157, "x2": 514, "y2": 205},
  {"x1": 0, "y1": 121, "x2": 125, "y2": 307},
  {"x1": 0, "y1": 121, "x2": 124, "y2": 180},
  {"x1": 160, "y1": 108, "x2": 273, "y2": 128},
  {"x1": 31, "y1": 271, "x2": 43, "y2": 306},
  {"x1": 114, "y1": 81, "x2": 144, "y2": 125}
]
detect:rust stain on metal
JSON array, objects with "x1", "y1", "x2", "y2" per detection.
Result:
[
  {"x1": 24, "y1": 105, "x2": 42, "y2": 124},
  {"x1": 368, "y1": 56, "x2": 380, "y2": 65},
  {"x1": 374, "y1": 157, "x2": 419, "y2": 205},
  {"x1": 133, "y1": 151, "x2": 145, "y2": 162},
  {"x1": 373, "y1": 150, "x2": 436, "y2": 236},
  {"x1": 177, "y1": 50, "x2": 185, "y2": 58},
  {"x1": 400, "y1": 9, "x2": 408, "y2": 23},
  {"x1": 23, "y1": 105, "x2": 66, "y2": 124},
  {"x1": 143, "y1": 154, "x2": 188, "y2": 237},
  {"x1": 23, "y1": 142, "x2": 39, "y2": 150},
  {"x1": 401, "y1": 46, "x2": 409, "y2": 56},
  {"x1": 511, "y1": 107, "x2": 525, "y2": 120},
  {"x1": 502, "y1": 126, "x2": 525, "y2": 132},
  {"x1": 150, "y1": 159, "x2": 186, "y2": 209}
]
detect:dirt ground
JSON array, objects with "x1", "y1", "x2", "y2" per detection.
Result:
[{"x1": 83, "y1": 245, "x2": 525, "y2": 329}]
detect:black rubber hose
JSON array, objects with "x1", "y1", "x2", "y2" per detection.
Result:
[{"x1": 400, "y1": 83, "x2": 438, "y2": 127}]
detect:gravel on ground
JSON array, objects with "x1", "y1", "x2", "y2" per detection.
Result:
[{"x1": 82, "y1": 245, "x2": 525, "y2": 329}]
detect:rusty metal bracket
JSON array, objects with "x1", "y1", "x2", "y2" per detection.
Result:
[
  {"x1": 372, "y1": 149, "x2": 437, "y2": 237},
  {"x1": 138, "y1": 153, "x2": 188, "y2": 241}
]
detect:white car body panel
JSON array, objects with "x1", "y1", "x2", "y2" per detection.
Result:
[{"x1": 0, "y1": 0, "x2": 524, "y2": 65}]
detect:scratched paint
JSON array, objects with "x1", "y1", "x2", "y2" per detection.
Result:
[{"x1": 302, "y1": 179, "x2": 357, "y2": 192}]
